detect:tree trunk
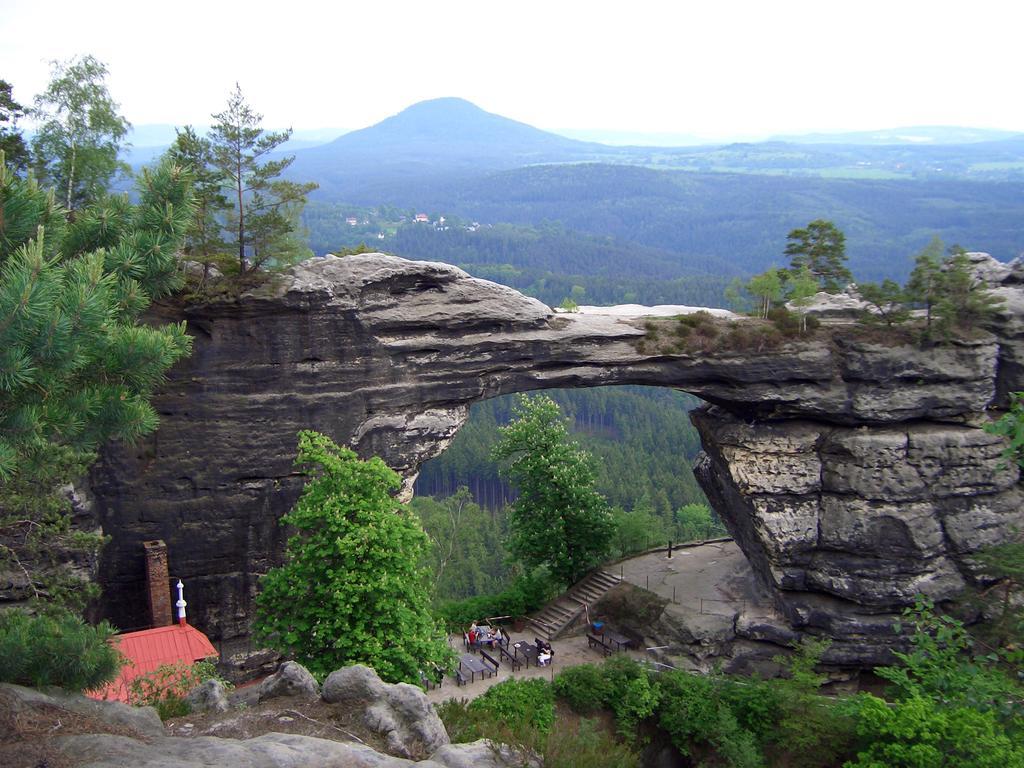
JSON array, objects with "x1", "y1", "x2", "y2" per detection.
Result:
[{"x1": 236, "y1": 147, "x2": 245, "y2": 274}]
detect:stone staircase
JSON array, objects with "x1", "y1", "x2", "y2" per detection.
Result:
[{"x1": 525, "y1": 570, "x2": 622, "y2": 641}]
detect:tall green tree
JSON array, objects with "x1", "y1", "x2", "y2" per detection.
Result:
[
  {"x1": 0, "y1": 80, "x2": 29, "y2": 174},
  {"x1": 209, "y1": 84, "x2": 316, "y2": 273},
  {"x1": 905, "y1": 236, "x2": 946, "y2": 337},
  {"x1": 165, "y1": 126, "x2": 229, "y2": 280},
  {"x1": 30, "y1": 55, "x2": 130, "y2": 211},
  {"x1": 785, "y1": 265, "x2": 820, "y2": 333},
  {"x1": 784, "y1": 219, "x2": 850, "y2": 292},
  {"x1": 746, "y1": 267, "x2": 784, "y2": 318},
  {"x1": 492, "y1": 395, "x2": 614, "y2": 586},
  {"x1": 0, "y1": 156, "x2": 194, "y2": 611},
  {"x1": 254, "y1": 431, "x2": 452, "y2": 683}
]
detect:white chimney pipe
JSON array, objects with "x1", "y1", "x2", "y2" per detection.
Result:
[{"x1": 175, "y1": 579, "x2": 187, "y2": 626}]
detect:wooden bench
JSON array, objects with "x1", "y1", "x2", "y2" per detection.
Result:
[
  {"x1": 587, "y1": 633, "x2": 614, "y2": 656},
  {"x1": 498, "y1": 642, "x2": 522, "y2": 671},
  {"x1": 455, "y1": 668, "x2": 468, "y2": 686},
  {"x1": 480, "y1": 650, "x2": 500, "y2": 677}
]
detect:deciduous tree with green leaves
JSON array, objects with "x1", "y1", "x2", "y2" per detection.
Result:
[
  {"x1": 746, "y1": 267, "x2": 785, "y2": 319},
  {"x1": 0, "y1": 155, "x2": 194, "y2": 611},
  {"x1": 492, "y1": 395, "x2": 614, "y2": 586},
  {"x1": 784, "y1": 219, "x2": 850, "y2": 293},
  {"x1": 209, "y1": 84, "x2": 316, "y2": 273},
  {"x1": 254, "y1": 431, "x2": 452, "y2": 683},
  {"x1": 30, "y1": 55, "x2": 130, "y2": 211}
]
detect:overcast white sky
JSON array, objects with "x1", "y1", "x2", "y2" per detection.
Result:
[{"x1": 2, "y1": 0, "x2": 1021, "y2": 141}]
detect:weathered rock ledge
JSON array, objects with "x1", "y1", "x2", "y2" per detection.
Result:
[{"x1": 89, "y1": 253, "x2": 1024, "y2": 662}]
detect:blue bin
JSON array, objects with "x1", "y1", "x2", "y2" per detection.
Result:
[{"x1": 592, "y1": 621, "x2": 604, "y2": 634}]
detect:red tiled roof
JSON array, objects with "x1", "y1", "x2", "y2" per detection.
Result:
[{"x1": 89, "y1": 623, "x2": 218, "y2": 703}]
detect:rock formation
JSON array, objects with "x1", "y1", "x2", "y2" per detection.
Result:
[{"x1": 89, "y1": 253, "x2": 1024, "y2": 663}]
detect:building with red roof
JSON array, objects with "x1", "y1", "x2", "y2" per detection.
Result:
[{"x1": 89, "y1": 541, "x2": 218, "y2": 703}]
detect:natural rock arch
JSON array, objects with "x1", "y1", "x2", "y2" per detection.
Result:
[{"x1": 88, "y1": 254, "x2": 1024, "y2": 663}]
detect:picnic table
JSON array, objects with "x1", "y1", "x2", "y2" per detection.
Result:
[
  {"x1": 458, "y1": 652, "x2": 492, "y2": 684},
  {"x1": 512, "y1": 640, "x2": 538, "y2": 668},
  {"x1": 603, "y1": 629, "x2": 632, "y2": 652}
]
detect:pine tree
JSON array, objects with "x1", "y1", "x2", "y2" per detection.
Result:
[
  {"x1": 209, "y1": 84, "x2": 316, "y2": 274},
  {"x1": 0, "y1": 154, "x2": 194, "y2": 611},
  {"x1": 165, "y1": 126, "x2": 229, "y2": 280},
  {"x1": 784, "y1": 219, "x2": 851, "y2": 293},
  {"x1": 0, "y1": 80, "x2": 30, "y2": 174}
]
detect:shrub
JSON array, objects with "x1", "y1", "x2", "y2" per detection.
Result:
[
  {"x1": 543, "y1": 717, "x2": 640, "y2": 768},
  {"x1": 554, "y1": 663, "x2": 613, "y2": 714},
  {"x1": 0, "y1": 609, "x2": 122, "y2": 693},
  {"x1": 128, "y1": 659, "x2": 227, "y2": 720},
  {"x1": 767, "y1": 306, "x2": 800, "y2": 336},
  {"x1": 436, "y1": 571, "x2": 555, "y2": 631},
  {"x1": 468, "y1": 677, "x2": 555, "y2": 735},
  {"x1": 845, "y1": 693, "x2": 1024, "y2": 768}
]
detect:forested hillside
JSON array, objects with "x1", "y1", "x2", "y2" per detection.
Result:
[
  {"x1": 303, "y1": 164, "x2": 1024, "y2": 306},
  {"x1": 415, "y1": 386, "x2": 707, "y2": 516}
]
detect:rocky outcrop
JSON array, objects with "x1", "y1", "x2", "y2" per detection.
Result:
[
  {"x1": 322, "y1": 664, "x2": 449, "y2": 760},
  {"x1": 89, "y1": 253, "x2": 1024, "y2": 663},
  {"x1": 257, "y1": 661, "x2": 320, "y2": 703}
]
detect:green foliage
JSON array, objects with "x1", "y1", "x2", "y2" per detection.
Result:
[
  {"x1": 541, "y1": 717, "x2": 640, "y2": 768},
  {"x1": 469, "y1": 677, "x2": 556, "y2": 735},
  {"x1": 434, "y1": 570, "x2": 555, "y2": 631},
  {"x1": 0, "y1": 158, "x2": 194, "y2": 610},
  {"x1": 858, "y1": 279, "x2": 909, "y2": 327},
  {"x1": 411, "y1": 487, "x2": 509, "y2": 601},
  {"x1": 933, "y1": 251, "x2": 1005, "y2": 335},
  {"x1": 785, "y1": 265, "x2": 821, "y2": 332},
  {"x1": 784, "y1": 219, "x2": 851, "y2": 292},
  {"x1": 415, "y1": 387, "x2": 707, "y2": 532},
  {"x1": 985, "y1": 391, "x2": 1024, "y2": 471},
  {"x1": 438, "y1": 698, "x2": 639, "y2": 768},
  {"x1": 840, "y1": 598, "x2": 1024, "y2": 767},
  {"x1": 0, "y1": 609, "x2": 122, "y2": 692},
  {"x1": 209, "y1": 84, "x2": 317, "y2": 274},
  {"x1": 844, "y1": 694, "x2": 1024, "y2": 768},
  {"x1": 164, "y1": 126, "x2": 229, "y2": 280},
  {"x1": 558, "y1": 296, "x2": 580, "y2": 312},
  {"x1": 881, "y1": 598, "x2": 1022, "y2": 721},
  {"x1": 253, "y1": 431, "x2": 452, "y2": 683},
  {"x1": 0, "y1": 80, "x2": 29, "y2": 174},
  {"x1": 492, "y1": 395, "x2": 614, "y2": 586},
  {"x1": 771, "y1": 639, "x2": 854, "y2": 768},
  {"x1": 674, "y1": 502, "x2": 727, "y2": 542},
  {"x1": 609, "y1": 505, "x2": 667, "y2": 557},
  {"x1": 746, "y1": 268, "x2": 784, "y2": 318},
  {"x1": 553, "y1": 663, "x2": 613, "y2": 714},
  {"x1": 904, "y1": 236, "x2": 945, "y2": 336},
  {"x1": 127, "y1": 659, "x2": 227, "y2": 720},
  {"x1": 31, "y1": 55, "x2": 130, "y2": 210}
]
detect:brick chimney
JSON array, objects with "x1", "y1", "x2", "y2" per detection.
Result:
[{"x1": 143, "y1": 540, "x2": 172, "y2": 627}]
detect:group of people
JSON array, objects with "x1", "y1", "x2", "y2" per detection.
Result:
[
  {"x1": 466, "y1": 621, "x2": 553, "y2": 666},
  {"x1": 468, "y1": 621, "x2": 504, "y2": 649},
  {"x1": 535, "y1": 638, "x2": 553, "y2": 666}
]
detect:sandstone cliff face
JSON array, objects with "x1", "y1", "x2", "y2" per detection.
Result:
[{"x1": 90, "y1": 254, "x2": 1024, "y2": 661}]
